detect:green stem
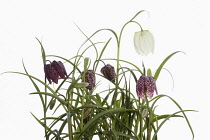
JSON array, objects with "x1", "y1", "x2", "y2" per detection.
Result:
[
  {"x1": 147, "y1": 126, "x2": 151, "y2": 140},
  {"x1": 113, "y1": 19, "x2": 128, "y2": 107},
  {"x1": 113, "y1": 15, "x2": 144, "y2": 106},
  {"x1": 43, "y1": 61, "x2": 47, "y2": 139},
  {"x1": 145, "y1": 97, "x2": 151, "y2": 140},
  {"x1": 67, "y1": 111, "x2": 72, "y2": 140},
  {"x1": 115, "y1": 39, "x2": 120, "y2": 105},
  {"x1": 67, "y1": 89, "x2": 73, "y2": 140},
  {"x1": 81, "y1": 90, "x2": 85, "y2": 128},
  {"x1": 139, "y1": 98, "x2": 143, "y2": 140},
  {"x1": 44, "y1": 94, "x2": 47, "y2": 140}
]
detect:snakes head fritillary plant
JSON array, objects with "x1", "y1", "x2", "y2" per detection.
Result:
[{"x1": 8, "y1": 10, "x2": 196, "y2": 140}]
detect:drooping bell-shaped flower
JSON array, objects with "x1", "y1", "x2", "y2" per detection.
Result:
[
  {"x1": 44, "y1": 61, "x2": 67, "y2": 84},
  {"x1": 51, "y1": 61, "x2": 68, "y2": 79},
  {"x1": 134, "y1": 30, "x2": 154, "y2": 55},
  {"x1": 84, "y1": 70, "x2": 96, "y2": 90},
  {"x1": 44, "y1": 64, "x2": 59, "y2": 84},
  {"x1": 136, "y1": 75, "x2": 158, "y2": 99},
  {"x1": 101, "y1": 64, "x2": 116, "y2": 83}
]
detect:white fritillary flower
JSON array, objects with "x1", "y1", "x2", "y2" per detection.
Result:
[{"x1": 134, "y1": 30, "x2": 155, "y2": 55}]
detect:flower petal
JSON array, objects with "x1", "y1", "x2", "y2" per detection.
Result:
[
  {"x1": 57, "y1": 61, "x2": 68, "y2": 78},
  {"x1": 134, "y1": 31, "x2": 143, "y2": 55},
  {"x1": 144, "y1": 30, "x2": 155, "y2": 54},
  {"x1": 145, "y1": 76, "x2": 156, "y2": 98},
  {"x1": 136, "y1": 75, "x2": 147, "y2": 98},
  {"x1": 44, "y1": 64, "x2": 52, "y2": 84}
]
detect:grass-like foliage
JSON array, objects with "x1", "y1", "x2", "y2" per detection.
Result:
[{"x1": 6, "y1": 11, "x2": 195, "y2": 140}]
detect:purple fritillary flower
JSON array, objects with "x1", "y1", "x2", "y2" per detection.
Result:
[
  {"x1": 136, "y1": 75, "x2": 158, "y2": 99},
  {"x1": 44, "y1": 61, "x2": 67, "y2": 84},
  {"x1": 84, "y1": 70, "x2": 96, "y2": 90},
  {"x1": 51, "y1": 61, "x2": 68, "y2": 79},
  {"x1": 101, "y1": 64, "x2": 116, "y2": 82},
  {"x1": 44, "y1": 64, "x2": 59, "y2": 84}
]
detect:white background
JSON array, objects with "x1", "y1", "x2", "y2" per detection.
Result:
[{"x1": 0, "y1": 0, "x2": 209, "y2": 139}]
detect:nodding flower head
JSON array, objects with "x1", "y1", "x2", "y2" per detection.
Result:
[
  {"x1": 101, "y1": 64, "x2": 116, "y2": 83},
  {"x1": 134, "y1": 30, "x2": 155, "y2": 56},
  {"x1": 51, "y1": 61, "x2": 67, "y2": 79},
  {"x1": 84, "y1": 70, "x2": 96, "y2": 90},
  {"x1": 136, "y1": 75, "x2": 158, "y2": 99},
  {"x1": 44, "y1": 61, "x2": 67, "y2": 84}
]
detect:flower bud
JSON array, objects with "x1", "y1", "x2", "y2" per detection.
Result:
[
  {"x1": 49, "y1": 98, "x2": 56, "y2": 110},
  {"x1": 101, "y1": 64, "x2": 116, "y2": 82},
  {"x1": 74, "y1": 82, "x2": 89, "y2": 88},
  {"x1": 83, "y1": 108, "x2": 93, "y2": 119},
  {"x1": 142, "y1": 108, "x2": 148, "y2": 118}
]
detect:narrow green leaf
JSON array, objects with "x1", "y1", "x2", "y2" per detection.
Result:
[
  {"x1": 95, "y1": 94, "x2": 102, "y2": 106},
  {"x1": 31, "y1": 112, "x2": 58, "y2": 138},
  {"x1": 150, "y1": 94, "x2": 196, "y2": 139},
  {"x1": 21, "y1": 61, "x2": 46, "y2": 110},
  {"x1": 35, "y1": 37, "x2": 46, "y2": 65},
  {"x1": 59, "y1": 118, "x2": 68, "y2": 137},
  {"x1": 152, "y1": 110, "x2": 196, "y2": 139},
  {"x1": 74, "y1": 23, "x2": 99, "y2": 60},
  {"x1": 22, "y1": 60, "x2": 40, "y2": 92},
  {"x1": 31, "y1": 112, "x2": 46, "y2": 128},
  {"x1": 30, "y1": 92, "x2": 67, "y2": 106},
  {"x1": 84, "y1": 57, "x2": 90, "y2": 71},
  {"x1": 147, "y1": 68, "x2": 153, "y2": 77},
  {"x1": 154, "y1": 51, "x2": 184, "y2": 81},
  {"x1": 152, "y1": 114, "x2": 183, "y2": 123},
  {"x1": 6, "y1": 71, "x2": 55, "y2": 94},
  {"x1": 94, "y1": 38, "x2": 112, "y2": 71}
]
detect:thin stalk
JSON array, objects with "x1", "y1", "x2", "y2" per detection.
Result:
[
  {"x1": 81, "y1": 90, "x2": 85, "y2": 129},
  {"x1": 139, "y1": 98, "x2": 143, "y2": 140},
  {"x1": 44, "y1": 79, "x2": 47, "y2": 140},
  {"x1": 146, "y1": 118, "x2": 151, "y2": 140},
  {"x1": 115, "y1": 40, "x2": 120, "y2": 105},
  {"x1": 144, "y1": 97, "x2": 152, "y2": 140},
  {"x1": 113, "y1": 19, "x2": 129, "y2": 107},
  {"x1": 67, "y1": 89, "x2": 73, "y2": 140},
  {"x1": 113, "y1": 16, "x2": 144, "y2": 106}
]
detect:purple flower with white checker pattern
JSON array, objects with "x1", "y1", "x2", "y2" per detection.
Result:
[{"x1": 136, "y1": 75, "x2": 158, "y2": 99}]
